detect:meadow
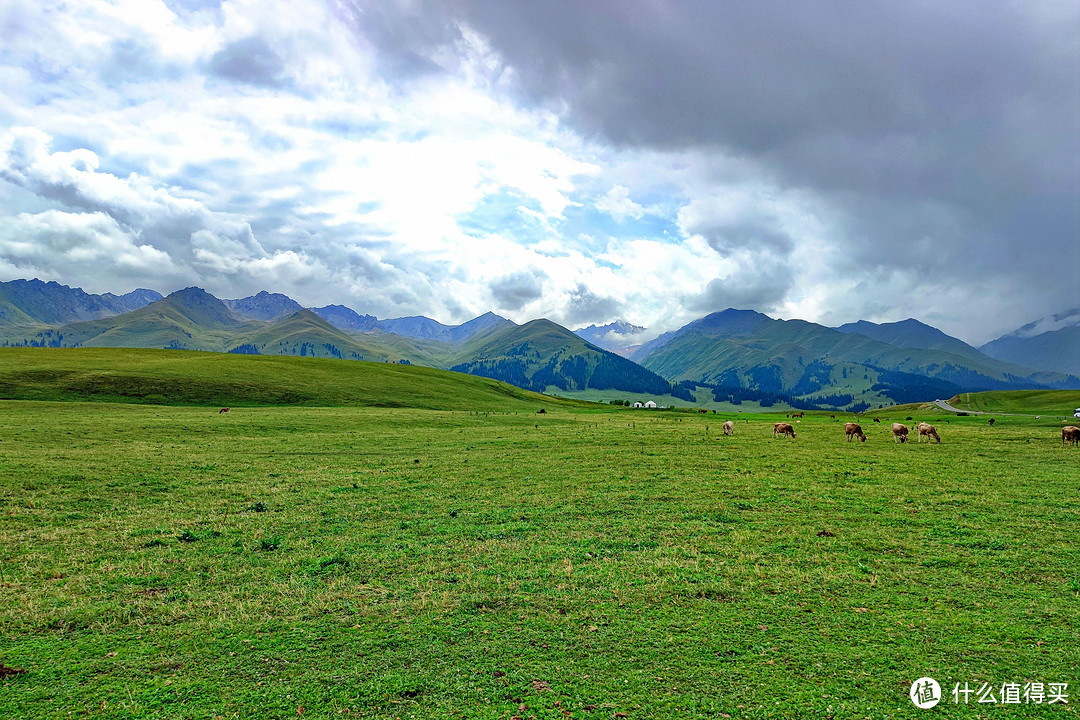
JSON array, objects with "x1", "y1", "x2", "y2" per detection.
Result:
[{"x1": 0, "y1": 350, "x2": 1077, "y2": 719}]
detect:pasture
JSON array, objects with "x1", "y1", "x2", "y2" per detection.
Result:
[{"x1": 1, "y1": 366, "x2": 1078, "y2": 717}]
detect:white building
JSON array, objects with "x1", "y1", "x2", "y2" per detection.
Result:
[{"x1": 644, "y1": 400, "x2": 657, "y2": 409}]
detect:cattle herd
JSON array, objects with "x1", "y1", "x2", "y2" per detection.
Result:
[
  {"x1": 213, "y1": 405, "x2": 1079, "y2": 447},
  {"x1": 741, "y1": 419, "x2": 1079, "y2": 446}
]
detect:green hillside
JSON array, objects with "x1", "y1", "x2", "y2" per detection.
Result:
[
  {"x1": 637, "y1": 310, "x2": 1077, "y2": 409},
  {"x1": 0, "y1": 347, "x2": 583, "y2": 411},
  {"x1": 944, "y1": 390, "x2": 1080, "y2": 415},
  {"x1": 232, "y1": 309, "x2": 439, "y2": 365},
  {"x1": 2, "y1": 290, "x2": 674, "y2": 397},
  {"x1": 446, "y1": 319, "x2": 676, "y2": 396},
  {"x1": 835, "y1": 318, "x2": 989, "y2": 363},
  {"x1": 40, "y1": 288, "x2": 259, "y2": 352}
]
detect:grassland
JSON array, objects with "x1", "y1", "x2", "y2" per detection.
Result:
[
  {"x1": 1, "y1": 351, "x2": 1078, "y2": 718},
  {"x1": 0, "y1": 348, "x2": 579, "y2": 411},
  {"x1": 945, "y1": 390, "x2": 1080, "y2": 416}
]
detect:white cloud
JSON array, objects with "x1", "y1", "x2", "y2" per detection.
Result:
[
  {"x1": 0, "y1": 210, "x2": 186, "y2": 288},
  {"x1": 595, "y1": 185, "x2": 645, "y2": 222}
]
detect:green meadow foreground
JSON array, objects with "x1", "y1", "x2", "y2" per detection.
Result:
[{"x1": 0, "y1": 351, "x2": 1077, "y2": 718}]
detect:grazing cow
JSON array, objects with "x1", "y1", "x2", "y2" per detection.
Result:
[
  {"x1": 219, "y1": 407, "x2": 230, "y2": 415},
  {"x1": 844, "y1": 422, "x2": 867, "y2": 442},
  {"x1": 1063, "y1": 426, "x2": 1080, "y2": 447},
  {"x1": 792, "y1": 412, "x2": 805, "y2": 419},
  {"x1": 773, "y1": 422, "x2": 796, "y2": 439},
  {"x1": 988, "y1": 418, "x2": 995, "y2": 427},
  {"x1": 698, "y1": 409, "x2": 708, "y2": 414},
  {"x1": 722, "y1": 420, "x2": 735, "y2": 436},
  {"x1": 917, "y1": 422, "x2": 941, "y2": 443},
  {"x1": 873, "y1": 417, "x2": 881, "y2": 423},
  {"x1": 892, "y1": 423, "x2": 909, "y2": 443}
]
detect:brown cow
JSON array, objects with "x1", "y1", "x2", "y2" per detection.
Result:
[
  {"x1": 873, "y1": 417, "x2": 881, "y2": 423},
  {"x1": 773, "y1": 422, "x2": 796, "y2": 439},
  {"x1": 892, "y1": 423, "x2": 908, "y2": 443},
  {"x1": 1063, "y1": 426, "x2": 1080, "y2": 447},
  {"x1": 219, "y1": 407, "x2": 230, "y2": 415},
  {"x1": 917, "y1": 422, "x2": 941, "y2": 443},
  {"x1": 722, "y1": 420, "x2": 735, "y2": 436},
  {"x1": 988, "y1": 418, "x2": 995, "y2": 427},
  {"x1": 844, "y1": 422, "x2": 866, "y2": 442}
]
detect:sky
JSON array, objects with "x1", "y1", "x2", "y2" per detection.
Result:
[{"x1": 0, "y1": 0, "x2": 1077, "y2": 345}]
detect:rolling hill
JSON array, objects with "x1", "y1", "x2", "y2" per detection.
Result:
[
  {"x1": 0, "y1": 347, "x2": 579, "y2": 411},
  {"x1": 941, "y1": 389, "x2": 1080, "y2": 415},
  {"x1": 43, "y1": 287, "x2": 260, "y2": 352},
  {"x1": 231, "y1": 309, "x2": 442, "y2": 365}
]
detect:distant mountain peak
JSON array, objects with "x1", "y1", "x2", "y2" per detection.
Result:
[
  {"x1": 1001, "y1": 308, "x2": 1080, "y2": 339},
  {"x1": 311, "y1": 304, "x2": 378, "y2": 332},
  {"x1": 223, "y1": 291, "x2": 304, "y2": 322},
  {"x1": 573, "y1": 319, "x2": 647, "y2": 356},
  {"x1": 163, "y1": 287, "x2": 244, "y2": 327},
  {"x1": 0, "y1": 277, "x2": 161, "y2": 325},
  {"x1": 576, "y1": 319, "x2": 645, "y2": 335},
  {"x1": 980, "y1": 309, "x2": 1080, "y2": 376}
]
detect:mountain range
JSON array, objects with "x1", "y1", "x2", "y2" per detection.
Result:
[
  {"x1": 978, "y1": 308, "x2": 1080, "y2": 377},
  {"x1": 1, "y1": 278, "x2": 1075, "y2": 409}
]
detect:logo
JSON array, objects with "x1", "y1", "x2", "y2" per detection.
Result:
[{"x1": 911, "y1": 677, "x2": 941, "y2": 709}]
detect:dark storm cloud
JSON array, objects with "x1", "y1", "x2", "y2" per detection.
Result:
[
  {"x1": 331, "y1": 0, "x2": 458, "y2": 79},
  {"x1": 692, "y1": 220, "x2": 795, "y2": 258},
  {"x1": 685, "y1": 268, "x2": 793, "y2": 315},
  {"x1": 378, "y1": 0, "x2": 1079, "y2": 319},
  {"x1": 209, "y1": 36, "x2": 288, "y2": 87}
]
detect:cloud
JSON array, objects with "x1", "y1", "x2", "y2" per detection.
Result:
[
  {"x1": 685, "y1": 267, "x2": 794, "y2": 315},
  {"x1": 595, "y1": 185, "x2": 644, "y2": 222},
  {"x1": 400, "y1": 1, "x2": 1079, "y2": 336},
  {"x1": 208, "y1": 35, "x2": 288, "y2": 87},
  {"x1": 0, "y1": 0, "x2": 1074, "y2": 345},
  {"x1": 562, "y1": 284, "x2": 621, "y2": 327},
  {"x1": 0, "y1": 209, "x2": 188, "y2": 288},
  {"x1": 489, "y1": 270, "x2": 545, "y2": 311}
]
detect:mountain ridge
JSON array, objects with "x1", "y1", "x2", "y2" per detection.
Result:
[{"x1": 2, "y1": 278, "x2": 1075, "y2": 406}]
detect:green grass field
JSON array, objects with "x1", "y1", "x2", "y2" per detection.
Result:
[
  {"x1": 1, "y1": 350, "x2": 1078, "y2": 718},
  {"x1": 0, "y1": 348, "x2": 582, "y2": 412},
  {"x1": 945, "y1": 390, "x2": 1080, "y2": 416}
]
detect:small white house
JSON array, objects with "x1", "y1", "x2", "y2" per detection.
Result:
[
  {"x1": 633, "y1": 401, "x2": 644, "y2": 408},
  {"x1": 644, "y1": 400, "x2": 657, "y2": 409}
]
